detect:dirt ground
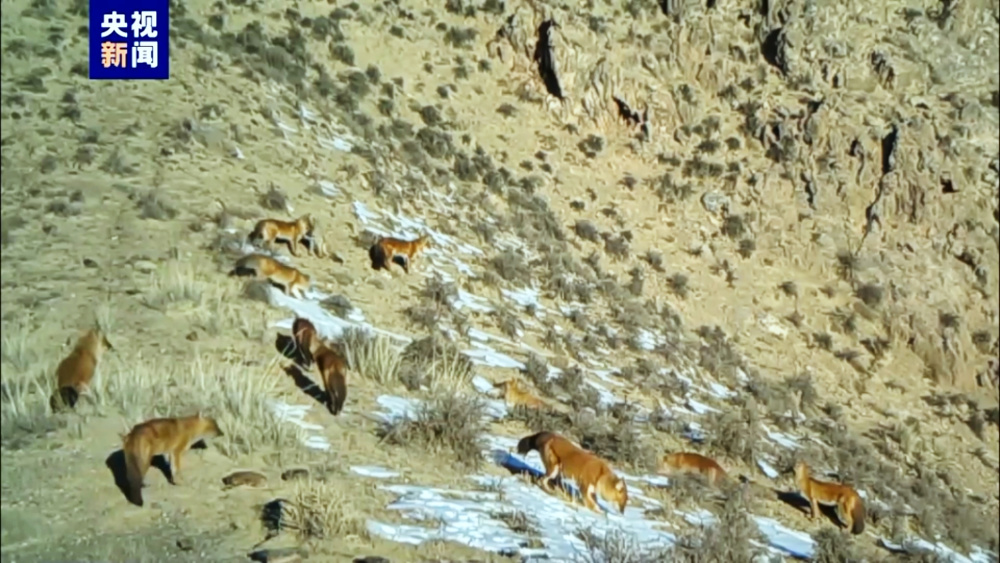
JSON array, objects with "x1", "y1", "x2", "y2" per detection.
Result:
[{"x1": 2, "y1": 0, "x2": 998, "y2": 561}]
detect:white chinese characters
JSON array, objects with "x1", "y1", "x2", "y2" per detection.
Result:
[
  {"x1": 132, "y1": 41, "x2": 158, "y2": 69},
  {"x1": 131, "y1": 11, "x2": 158, "y2": 39},
  {"x1": 98, "y1": 9, "x2": 160, "y2": 69},
  {"x1": 100, "y1": 12, "x2": 128, "y2": 38}
]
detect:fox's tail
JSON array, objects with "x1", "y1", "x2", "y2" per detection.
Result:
[
  {"x1": 123, "y1": 445, "x2": 146, "y2": 507},
  {"x1": 850, "y1": 499, "x2": 866, "y2": 535},
  {"x1": 49, "y1": 387, "x2": 78, "y2": 411},
  {"x1": 516, "y1": 431, "x2": 553, "y2": 456},
  {"x1": 228, "y1": 257, "x2": 258, "y2": 278},
  {"x1": 368, "y1": 241, "x2": 387, "y2": 271},
  {"x1": 327, "y1": 369, "x2": 348, "y2": 416}
]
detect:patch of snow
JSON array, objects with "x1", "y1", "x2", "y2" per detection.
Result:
[
  {"x1": 758, "y1": 313, "x2": 789, "y2": 339},
  {"x1": 462, "y1": 347, "x2": 526, "y2": 370},
  {"x1": 752, "y1": 516, "x2": 815, "y2": 559},
  {"x1": 707, "y1": 381, "x2": 735, "y2": 399},
  {"x1": 877, "y1": 537, "x2": 996, "y2": 563},
  {"x1": 633, "y1": 329, "x2": 660, "y2": 351},
  {"x1": 686, "y1": 398, "x2": 720, "y2": 415},
  {"x1": 587, "y1": 379, "x2": 623, "y2": 408},
  {"x1": 352, "y1": 201, "x2": 381, "y2": 224},
  {"x1": 317, "y1": 135, "x2": 352, "y2": 152},
  {"x1": 268, "y1": 400, "x2": 330, "y2": 451},
  {"x1": 351, "y1": 466, "x2": 401, "y2": 479},
  {"x1": 501, "y1": 287, "x2": 542, "y2": 309},
  {"x1": 314, "y1": 179, "x2": 340, "y2": 198},
  {"x1": 757, "y1": 459, "x2": 780, "y2": 480},
  {"x1": 472, "y1": 375, "x2": 496, "y2": 395},
  {"x1": 368, "y1": 450, "x2": 678, "y2": 561},
  {"x1": 373, "y1": 394, "x2": 508, "y2": 425},
  {"x1": 453, "y1": 290, "x2": 494, "y2": 313},
  {"x1": 763, "y1": 426, "x2": 801, "y2": 449}
]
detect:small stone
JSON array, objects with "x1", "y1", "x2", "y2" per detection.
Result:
[
  {"x1": 280, "y1": 468, "x2": 309, "y2": 481},
  {"x1": 176, "y1": 538, "x2": 194, "y2": 551},
  {"x1": 222, "y1": 471, "x2": 267, "y2": 489},
  {"x1": 82, "y1": 258, "x2": 98, "y2": 268},
  {"x1": 133, "y1": 260, "x2": 157, "y2": 273},
  {"x1": 185, "y1": 331, "x2": 198, "y2": 341},
  {"x1": 701, "y1": 191, "x2": 729, "y2": 214},
  {"x1": 248, "y1": 547, "x2": 307, "y2": 563}
]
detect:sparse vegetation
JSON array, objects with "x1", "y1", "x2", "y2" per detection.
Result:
[
  {"x1": 378, "y1": 390, "x2": 487, "y2": 468},
  {"x1": 1, "y1": 3, "x2": 997, "y2": 561},
  {"x1": 342, "y1": 328, "x2": 404, "y2": 386}
]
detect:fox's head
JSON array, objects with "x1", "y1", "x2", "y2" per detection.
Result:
[
  {"x1": 793, "y1": 460, "x2": 809, "y2": 481},
  {"x1": 81, "y1": 328, "x2": 113, "y2": 358},
  {"x1": 293, "y1": 317, "x2": 317, "y2": 340},
  {"x1": 198, "y1": 415, "x2": 224, "y2": 438},
  {"x1": 415, "y1": 234, "x2": 431, "y2": 251},
  {"x1": 610, "y1": 476, "x2": 628, "y2": 514},
  {"x1": 515, "y1": 434, "x2": 535, "y2": 456}
]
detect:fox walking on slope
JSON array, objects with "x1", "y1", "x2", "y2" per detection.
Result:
[
  {"x1": 122, "y1": 414, "x2": 223, "y2": 507},
  {"x1": 516, "y1": 431, "x2": 628, "y2": 515},
  {"x1": 248, "y1": 214, "x2": 325, "y2": 258},
  {"x1": 229, "y1": 254, "x2": 311, "y2": 299},
  {"x1": 291, "y1": 317, "x2": 349, "y2": 416},
  {"x1": 368, "y1": 234, "x2": 431, "y2": 274},
  {"x1": 794, "y1": 460, "x2": 866, "y2": 535}
]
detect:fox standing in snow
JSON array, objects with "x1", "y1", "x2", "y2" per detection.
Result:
[{"x1": 516, "y1": 431, "x2": 628, "y2": 515}]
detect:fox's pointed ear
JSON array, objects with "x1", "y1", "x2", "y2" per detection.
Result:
[{"x1": 615, "y1": 480, "x2": 624, "y2": 491}]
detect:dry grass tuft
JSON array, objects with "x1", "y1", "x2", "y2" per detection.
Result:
[
  {"x1": 667, "y1": 486, "x2": 766, "y2": 561},
  {"x1": 811, "y1": 526, "x2": 861, "y2": 563},
  {"x1": 341, "y1": 328, "x2": 404, "y2": 386},
  {"x1": 703, "y1": 397, "x2": 765, "y2": 466},
  {"x1": 576, "y1": 528, "x2": 669, "y2": 562},
  {"x1": 400, "y1": 335, "x2": 474, "y2": 392},
  {"x1": 280, "y1": 478, "x2": 371, "y2": 542},
  {"x1": 91, "y1": 352, "x2": 303, "y2": 456},
  {"x1": 140, "y1": 261, "x2": 204, "y2": 311},
  {"x1": 378, "y1": 390, "x2": 487, "y2": 468}
]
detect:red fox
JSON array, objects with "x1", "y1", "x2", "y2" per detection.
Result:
[
  {"x1": 494, "y1": 379, "x2": 548, "y2": 409},
  {"x1": 229, "y1": 254, "x2": 310, "y2": 299},
  {"x1": 122, "y1": 414, "x2": 223, "y2": 507},
  {"x1": 658, "y1": 452, "x2": 729, "y2": 486},
  {"x1": 49, "y1": 328, "x2": 113, "y2": 411},
  {"x1": 314, "y1": 345, "x2": 348, "y2": 416},
  {"x1": 291, "y1": 317, "x2": 321, "y2": 368},
  {"x1": 288, "y1": 317, "x2": 347, "y2": 415},
  {"x1": 516, "y1": 431, "x2": 628, "y2": 514},
  {"x1": 794, "y1": 460, "x2": 866, "y2": 535},
  {"x1": 248, "y1": 215, "x2": 323, "y2": 258},
  {"x1": 368, "y1": 234, "x2": 431, "y2": 274}
]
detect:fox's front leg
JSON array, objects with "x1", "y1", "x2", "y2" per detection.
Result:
[
  {"x1": 582, "y1": 485, "x2": 597, "y2": 512},
  {"x1": 170, "y1": 448, "x2": 184, "y2": 484},
  {"x1": 540, "y1": 464, "x2": 560, "y2": 492},
  {"x1": 809, "y1": 497, "x2": 819, "y2": 520}
]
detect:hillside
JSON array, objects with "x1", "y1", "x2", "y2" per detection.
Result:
[{"x1": 2, "y1": 0, "x2": 998, "y2": 562}]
